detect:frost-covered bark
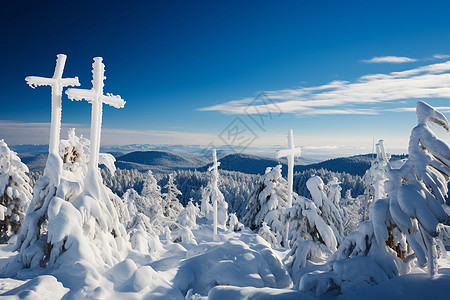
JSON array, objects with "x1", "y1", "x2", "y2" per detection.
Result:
[
  {"x1": 0, "y1": 140, "x2": 32, "y2": 242},
  {"x1": 243, "y1": 165, "x2": 289, "y2": 246}
]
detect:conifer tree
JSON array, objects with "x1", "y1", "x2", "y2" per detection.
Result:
[{"x1": 0, "y1": 140, "x2": 32, "y2": 242}]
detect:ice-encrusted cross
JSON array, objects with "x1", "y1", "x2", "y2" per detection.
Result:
[
  {"x1": 25, "y1": 54, "x2": 80, "y2": 160},
  {"x1": 66, "y1": 57, "x2": 125, "y2": 173}
]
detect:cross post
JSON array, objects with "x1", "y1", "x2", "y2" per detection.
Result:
[
  {"x1": 208, "y1": 149, "x2": 221, "y2": 238},
  {"x1": 277, "y1": 129, "x2": 301, "y2": 247}
]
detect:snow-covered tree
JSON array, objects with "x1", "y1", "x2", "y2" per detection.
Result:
[
  {"x1": 177, "y1": 200, "x2": 200, "y2": 228},
  {"x1": 243, "y1": 165, "x2": 289, "y2": 246},
  {"x1": 372, "y1": 101, "x2": 450, "y2": 277},
  {"x1": 299, "y1": 102, "x2": 450, "y2": 296},
  {"x1": 306, "y1": 175, "x2": 345, "y2": 244},
  {"x1": 162, "y1": 173, "x2": 183, "y2": 221},
  {"x1": 362, "y1": 140, "x2": 389, "y2": 220},
  {"x1": 141, "y1": 170, "x2": 162, "y2": 202},
  {"x1": 0, "y1": 140, "x2": 32, "y2": 242},
  {"x1": 227, "y1": 213, "x2": 244, "y2": 232},
  {"x1": 258, "y1": 222, "x2": 279, "y2": 248},
  {"x1": 326, "y1": 177, "x2": 342, "y2": 207}
]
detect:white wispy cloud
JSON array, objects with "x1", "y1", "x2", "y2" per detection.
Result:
[
  {"x1": 198, "y1": 60, "x2": 450, "y2": 116},
  {"x1": 386, "y1": 106, "x2": 450, "y2": 113},
  {"x1": 432, "y1": 54, "x2": 450, "y2": 60},
  {"x1": 361, "y1": 56, "x2": 418, "y2": 63}
]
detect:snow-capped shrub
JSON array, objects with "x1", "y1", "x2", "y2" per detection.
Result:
[
  {"x1": 0, "y1": 140, "x2": 32, "y2": 242},
  {"x1": 243, "y1": 165, "x2": 289, "y2": 245}
]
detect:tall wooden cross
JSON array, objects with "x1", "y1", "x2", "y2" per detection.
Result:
[
  {"x1": 208, "y1": 149, "x2": 221, "y2": 237},
  {"x1": 277, "y1": 129, "x2": 301, "y2": 247},
  {"x1": 66, "y1": 57, "x2": 125, "y2": 193},
  {"x1": 25, "y1": 54, "x2": 80, "y2": 183}
]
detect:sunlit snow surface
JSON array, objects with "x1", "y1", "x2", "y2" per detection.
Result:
[{"x1": 0, "y1": 226, "x2": 449, "y2": 299}]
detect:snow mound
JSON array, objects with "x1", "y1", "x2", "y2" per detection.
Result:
[{"x1": 0, "y1": 275, "x2": 68, "y2": 299}]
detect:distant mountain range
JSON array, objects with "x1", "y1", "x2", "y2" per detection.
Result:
[{"x1": 10, "y1": 144, "x2": 407, "y2": 177}]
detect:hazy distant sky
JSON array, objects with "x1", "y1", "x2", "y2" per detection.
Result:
[{"x1": 2, "y1": 0, "x2": 450, "y2": 157}]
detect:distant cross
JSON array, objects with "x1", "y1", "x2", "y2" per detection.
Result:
[
  {"x1": 277, "y1": 129, "x2": 301, "y2": 247},
  {"x1": 208, "y1": 149, "x2": 221, "y2": 237},
  {"x1": 66, "y1": 57, "x2": 125, "y2": 182},
  {"x1": 25, "y1": 54, "x2": 80, "y2": 183}
]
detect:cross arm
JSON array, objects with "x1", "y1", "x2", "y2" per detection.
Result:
[
  {"x1": 101, "y1": 93, "x2": 126, "y2": 109},
  {"x1": 277, "y1": 147, "x2": 301, "y2": 159},
  {"x1": 66, "y1": 88, "x2": 97, "y2": 102},
  {"x1": 208, "y1": 161, "x2": 221, "y2": 172},
  {"x1": 25, "y1": 76, "x2": 55, "y2": 88}
]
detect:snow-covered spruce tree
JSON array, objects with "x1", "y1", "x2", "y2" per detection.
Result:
[
  {"x1": 0, "y1": 140, "x2": 32, "y2": 242},
  {"x1": 243, "y1": 165, "x2": 288, "y2": 246},
  {"x1": 162, "y1": 173, "x2": 183, "y2": 221},
  {"x1": 283, "y1": 193, "x2": 338, "y2": 287},
  {"x1": 177, "y1": 200, "x2": 200, "y2": 228},
  {"x1": 361, "y1": 140, "x2": 389, "y2": 220},
  {"x1": 372, "y1": 101, "x2": 450, "y2": 277},
  {"x1": 141, "y1": 170, "x2": 162, "y2": 202},
  {"x1": 258, "y1": 222, "x2": 279, "y2": 248},
  {"x1": 326, "y1": 177, "x2": 342, "y2": 207},
  {"x1": 306, "y1": 175, "x2": 345, "y2": 245}
]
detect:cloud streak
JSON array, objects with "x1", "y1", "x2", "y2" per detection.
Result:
[
  {"x1": 199, "y1": 60, "x2": 450, "y2": 116},
  {"x1": 362, "y1": 56, "x2": 418, "y2": 63}
]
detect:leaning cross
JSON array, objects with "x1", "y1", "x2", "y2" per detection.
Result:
[
  {"x1": 208, "y1": 149, "x2": 221, "y2": 237},
  {"x1": 25, "y1": 54, "x2": 80, "y2": 183},
  {"x1": 277, "y1": 129, "x2": 301, "y2": 247},
  {"x1": 66, "y1": 57, "x2": 125, "y2": 175}
]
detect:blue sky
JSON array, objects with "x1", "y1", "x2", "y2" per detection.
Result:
[{"x1": 2, "y1": 0, "x2": 450, "y2": 158}]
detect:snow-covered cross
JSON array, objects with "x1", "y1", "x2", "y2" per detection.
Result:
[
  {"x1": 277, "y1": 129, "x2": 301, "y2": 247},
  {"x1": 208, "y1": 149, "x2": 221, "y2": 237},
  {"x1": 25, "y1": 54, "x2": 80, "y2": 184},
  {"x1": 66, "y1": 57, "x2": 125, "y2": 178}
]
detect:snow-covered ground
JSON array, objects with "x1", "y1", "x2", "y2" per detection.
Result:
[{"x1": 0, "y1": 225, "x2": 449, "y2": 299}]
